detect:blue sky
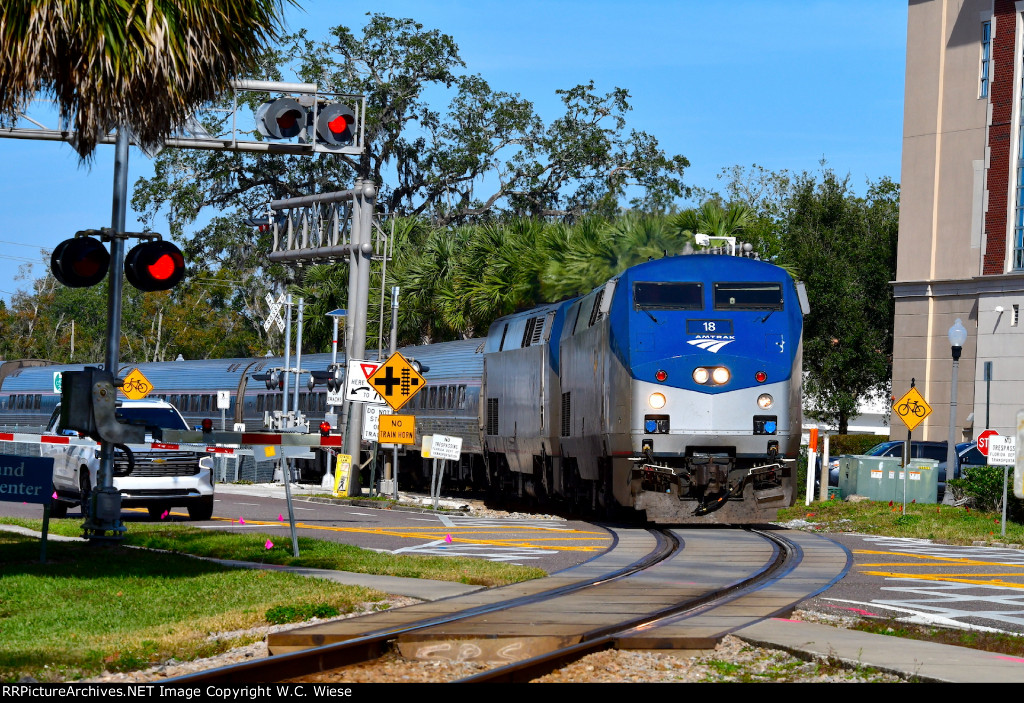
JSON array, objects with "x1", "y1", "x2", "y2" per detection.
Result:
[{"x1": 0, "y1": 1, "x2": 907, "y2": 303}]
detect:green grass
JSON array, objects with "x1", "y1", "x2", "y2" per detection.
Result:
[
  {"x1": 0, "y1": 532, "x2": 388, "y2": 682},
  {"x1": 4, "y1": 518, "x2": 546, "y2": 587},
  {"x1": 777, "y1": 497, "x2": 1024, "y2": 545},
  {"x1": 0, "y1": 517, "x2": 546, "y2": 682}
]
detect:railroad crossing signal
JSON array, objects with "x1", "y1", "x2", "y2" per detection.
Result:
[
  {"x1": 263, "y1": 293, "x2": 286, "y2": 333},
  {"x1": 893, "y1": 386, "x2": 931, "y2": 432},
  {"x1": 120, "y1": 368, "x2": 153, "y2": 400},
  {"x1": 367, "y1": 352, "x2": 425, "y2": 411}
]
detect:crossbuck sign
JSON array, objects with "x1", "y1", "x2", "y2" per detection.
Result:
[{"x1": 263, "y1": 293, "x2": 286, "y2": 333}]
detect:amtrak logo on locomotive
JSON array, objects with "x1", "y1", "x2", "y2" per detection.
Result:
[{"x1": 687, "y1": 337, "x2": 735, "y2": 353}]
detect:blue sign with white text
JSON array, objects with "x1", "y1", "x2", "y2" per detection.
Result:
[{"x1": 0, "y1": 455, "x2": 55, "y2": 505}]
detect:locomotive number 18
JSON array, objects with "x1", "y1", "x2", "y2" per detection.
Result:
[{"x1": 686, "y1": 319, "x2": 734, "y2": 335}]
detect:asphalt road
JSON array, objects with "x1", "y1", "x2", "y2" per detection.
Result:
[
  {"x1": 9, "y1": 488, "x2": 1024, "y2": 636},
  {"x1": 2, "y1": 487, "x2": 609, "y2": 575}
]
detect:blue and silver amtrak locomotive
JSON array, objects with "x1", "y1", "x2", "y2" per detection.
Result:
[
  {"x1": 0, "y1": 253, "x2": 806, "y2": 524},
  {"x1": 476, "y1": 254, "x2": 806, "y2": 523}
]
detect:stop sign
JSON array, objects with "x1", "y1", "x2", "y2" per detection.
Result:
[{"x1": 978, "y1": 429, "x2": 999, "y2": 456}]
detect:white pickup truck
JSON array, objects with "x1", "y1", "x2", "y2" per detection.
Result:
[{"x1": 45, "y1": 398, "x2": 215, "y2": 520}]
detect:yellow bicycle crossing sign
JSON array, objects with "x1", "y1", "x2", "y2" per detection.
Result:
[
  {"x1": 893, "y1": 386, "x2": 931, "y2": 431},
  {"x1": 121, "y1": 368, "x2": 153, "y2": 400}
]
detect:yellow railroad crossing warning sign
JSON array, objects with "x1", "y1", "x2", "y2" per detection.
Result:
[
  {"x1": 893, "y1": 386, "x2": 931, "y2": 431},
  {"x1": 367, "y1": 352, "x2": 425, "y2": 411},
  {"x1": 121, "y1": 368, "x2": 153, "y2": 400}
]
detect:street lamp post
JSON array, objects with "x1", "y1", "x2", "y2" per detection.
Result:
[{"x1": 946, "y1": 319, "x2": 968, "y2": 494}]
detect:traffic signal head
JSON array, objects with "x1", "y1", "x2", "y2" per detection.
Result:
[
  {"x1": 256, "y1": 98, "x2": 307, "y2": 140},
  {"x1": 51, "y1": 236, "x2": 110, "y2": 287},
  {"x1": 123, "y1": 240, "x2": 186, "y2": 292},
  {"x1": 316, "y1": 103, "x2": 355, "y2": 147},
  {"x1": 319, "y1": 421, "x2": 331, "y2": 437}
]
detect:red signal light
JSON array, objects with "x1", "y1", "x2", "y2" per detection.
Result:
[
  {"x1": 256, "y1": 98, "x2": 307, "y2": 140},
  {"x1": 655, "y1": 369, "x2": 668, "y2": 382},
  {"x1": 124, "y1": 240, "x2": 185, "y2": 292},
  {"x1": 316, "y1": 103, "x2": 355, "y2": 147},
  {"x1": 319, "y1": 421, "x2": 331, "y2": 437},
  {"x1": 51, "y1": 236, "x2": 110, "y2": 287},
  {"x1": 201, "y1": 418, "x2": 213, "y2": 433},
  {"x1": 755, "y1": 371, "x2": 767, "y2": 383},
  {"x1": 327, "y1": 114, "x2": 348, "y2": 133}
]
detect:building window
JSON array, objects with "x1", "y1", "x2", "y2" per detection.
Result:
[{"x1": 981, "y1": 20, "x2": 991, "y2": 98}]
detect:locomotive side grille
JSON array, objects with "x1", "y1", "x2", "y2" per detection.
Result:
[
  {"x1": 561, "y1": 392, "x2": 571, "y2": 437},
  {"x1": 486, "y1": 398, "x2": 499, "y2": 436},
  {"x1": 530, "y1": 316, "x2": 544, "y2": 345},
  {"x1": 521, "y1": 317, "x2": 537, "y2": 348},
  {"x1": 115, "y1": 451, "x2": 202, "y2": 477},
  {"x1": 588, "y1": 290, "x2": 604, "y2": 327}
]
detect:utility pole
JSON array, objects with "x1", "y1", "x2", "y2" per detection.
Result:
[{"x1": 85, "y1": 128, "x2": 130, "y2": 539}]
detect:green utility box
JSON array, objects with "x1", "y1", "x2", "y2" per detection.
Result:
[
  {"x1": 837, "y1": 456, "x2": 940, "y2": 503},
  {"x1": 893, "y1": 459, "x2": 939, "y2": 504},
  {"x1": 838, "y1": 456, "x2": 899, "y2": 500}
]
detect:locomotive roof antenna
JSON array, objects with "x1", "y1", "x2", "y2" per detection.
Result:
[{"x1": 694, "y1": 232, "x2": 736, "y2": 257}]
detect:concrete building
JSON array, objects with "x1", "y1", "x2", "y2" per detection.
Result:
[{"x1": 895, "y1": 0, "x2": 1024, "y2": 442}]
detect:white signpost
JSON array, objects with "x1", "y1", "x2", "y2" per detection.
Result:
[
  {"x1": 217, "y1": 390, "x2": 231, "y2": 430},
  {"x1": 344, "y1": 359, "x2": 383, "y2": 404},
  {"x1": 428, "y1": 434, "x2": 462, "y2": 510},
  {"x1": 986, "y1": 433, "x2": 1017, "y2": 538},
  {"x1": 989, "y1": 435, "x2": 1017, "y2": 467},
  {"x1": 362, "y1": 404, "x2": 393, "y2": 442},
  {"x1": 430, "y1": 434, "x2": 463, "y2": 461}
]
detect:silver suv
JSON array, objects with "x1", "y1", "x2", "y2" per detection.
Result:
[{"x1": 46, "y1": 399, "x2": 215, "y2": 520}]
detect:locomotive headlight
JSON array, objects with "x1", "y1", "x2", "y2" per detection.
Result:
[
  {"x1": 649, "y1": 392, "x2": 667, "y2": 409},
  {"x1": 757, "y1": 393, "x2": 774, "y2": 409},
  {"x1": 712, "y1": 367, "x2": 730, "y2": 384},
  {"x1": 692, "y1": 368, "x2": 710, "y2": 384}
]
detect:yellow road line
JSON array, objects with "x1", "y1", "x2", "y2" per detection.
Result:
[
  {"x1": 137, "y1": 511, "x2": 610, "y2": 552},
  {"x1": 854, "y1": 549, "x2": 1024, "y2": 568},
  {"x1": 859, "y1": 570, "x2": 1024, "y2": 588}
]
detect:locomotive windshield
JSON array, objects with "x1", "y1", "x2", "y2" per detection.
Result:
[
  {"x1": 633, "y1": 282, "x2": 703, "y2": 310},
  {"x1": 713, "y1": 282, "x2": 784, "y2": 311}
]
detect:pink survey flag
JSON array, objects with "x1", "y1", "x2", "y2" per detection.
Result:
[
  {"x1": 265, "y1": 539, "x2": 274, "y2": 549},
  {"x1": 239, "y1": 517, "x2": 245, "y2": 525},
  {"x1": 444, "y1": 534, "x2": 453, "y2": 543},
  {"x1": 278, "y1": 514, "x2": 284, "y2": 521}
]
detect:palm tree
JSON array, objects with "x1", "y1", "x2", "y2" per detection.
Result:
[
  {"x1": 0, "y1": 0, "x2": 294, "y2": 158},
  {"x1": 671, "y1": 201, "x2": 754, "y2": 242}
]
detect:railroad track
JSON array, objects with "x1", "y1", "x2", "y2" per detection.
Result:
[{"x1": 167, "y1": 526, "x2": 850, "y2": 684}]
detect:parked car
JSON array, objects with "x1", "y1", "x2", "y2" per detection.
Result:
[{"x1": 45, "y1": 399, "x2": 215, "y2": 520}]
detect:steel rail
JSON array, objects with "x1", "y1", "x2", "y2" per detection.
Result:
[
  {"x1": 166, "y1": 528, "x2": 680, "y2": 684},
  {"x1": 455, "y1": 528, "x2": 799, "y2": 683}
]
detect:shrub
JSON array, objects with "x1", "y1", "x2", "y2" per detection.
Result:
[
  {"x1": 823, "y1": 434, "x2": 888, "y2": 456},
  {"x1": 948, "y1": 466, "x2": 1024, "y2": 521}
]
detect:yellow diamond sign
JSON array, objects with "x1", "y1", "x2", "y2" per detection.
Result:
[
  {"x1": 121, "y1": 368, "x2": 153, "y2": 400},
  {"x1": 893, "y1": 386, "x2": 931, "y2": 432},
  {"x1": 367, "y1": 352, "x2": 425, "y2": 411}
]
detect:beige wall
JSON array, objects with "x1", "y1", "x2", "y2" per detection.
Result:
[{"x1": 892, "y1": 0, "x2": 994, "y2": 440}]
